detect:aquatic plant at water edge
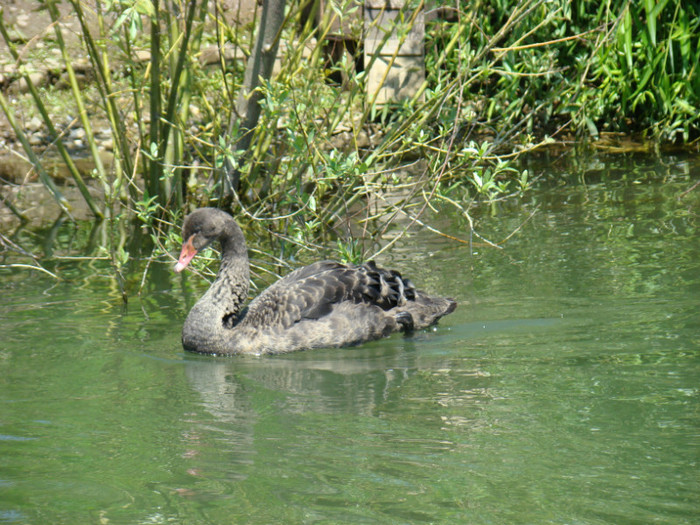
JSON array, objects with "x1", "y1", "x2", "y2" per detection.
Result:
[{"x1": 0, "y1": 0, "x2": 697, "y2": 284}]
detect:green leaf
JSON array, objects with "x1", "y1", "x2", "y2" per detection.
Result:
[
  {"x1": 618, "y1": 7, "x2": 634, "y2": 71},
  {"x1": 585, "y1": 117, "x2": 599, "y2": 138},
  {"x1": 643, "y1": 0, "x2": 657, "y2": 47}
]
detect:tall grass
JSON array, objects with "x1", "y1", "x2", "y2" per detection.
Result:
[
  {"x1": 432, "y1": 0, "x2": 700, "y2": 143},
  {"x1": 589, "y1": 0, "x2": 699, "y2": 141},
  {"x1": 0, "y1": 0, "x2": 697, "y2": 273}
]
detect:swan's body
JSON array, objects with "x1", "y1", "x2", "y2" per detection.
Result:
[{"x1": 175, "y1": 208, "x2": 456, "y2": 355}]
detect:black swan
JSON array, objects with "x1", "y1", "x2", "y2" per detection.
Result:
[{"x1": 175, "y1": 208, "x2": 456, "y2": 355}]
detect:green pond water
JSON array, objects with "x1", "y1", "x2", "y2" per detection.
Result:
[{"x1": 1, "y1": 154, "x2": 699, "y2": 524}]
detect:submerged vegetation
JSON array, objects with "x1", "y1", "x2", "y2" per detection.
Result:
[{"x1": 1, "y1": 0, "x2": 698, "y2": 287}]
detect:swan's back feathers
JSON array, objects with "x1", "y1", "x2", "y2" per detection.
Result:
[{"x1": 240, "y1": 260, "x2": 420, "y2": 329}]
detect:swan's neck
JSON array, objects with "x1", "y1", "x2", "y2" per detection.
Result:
[{"x1": 182, "y1": 220, "x2": 250, "y2": 352}]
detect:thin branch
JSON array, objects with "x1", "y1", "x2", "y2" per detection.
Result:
[
  {"x1": 491, "y1": 27, "x2": 602, "y2": 52},
  {"x1": 0, "y1": 264, "x2": 59, "y2": 279}
]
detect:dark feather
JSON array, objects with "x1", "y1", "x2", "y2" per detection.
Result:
[{"x1": 241, "y1": 260, "x2": 418, "y2": 329}]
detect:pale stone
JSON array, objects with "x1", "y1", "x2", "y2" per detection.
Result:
[{"x1": 26, "y1": 116, "x2": 43, "y2": 132}]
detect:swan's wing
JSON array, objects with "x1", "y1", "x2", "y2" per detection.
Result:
[{"x1": 243, "y1": 260, "x2": 415, "y2": 329}]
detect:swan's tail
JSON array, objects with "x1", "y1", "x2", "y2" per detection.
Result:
[{"x1": 357, "y1": 260, "x2": 456, "y2": 331}]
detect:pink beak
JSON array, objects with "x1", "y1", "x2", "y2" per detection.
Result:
[{"x1": 175, "y1": 235, "x2": 197, "y2": 273}]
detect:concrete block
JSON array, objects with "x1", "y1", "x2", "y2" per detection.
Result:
[
  {"x1": 365, "y1": 54, "x2": 424, "y2": 103},
  {"x1": 365, "y1": 5, "x2": 424, "y2": 55}
]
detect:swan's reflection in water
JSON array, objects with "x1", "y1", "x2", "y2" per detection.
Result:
[{"x1": 181, "y1": 340, "x2": 430, "y2": 482}]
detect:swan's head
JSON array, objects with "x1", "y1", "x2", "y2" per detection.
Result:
[{"x1": 175, "y1": 208, "x2": 232, "y2": 272}]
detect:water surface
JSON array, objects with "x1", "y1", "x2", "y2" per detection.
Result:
[{"x1": 1, "y1": 153, "x2": 699, "y2": 523}]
